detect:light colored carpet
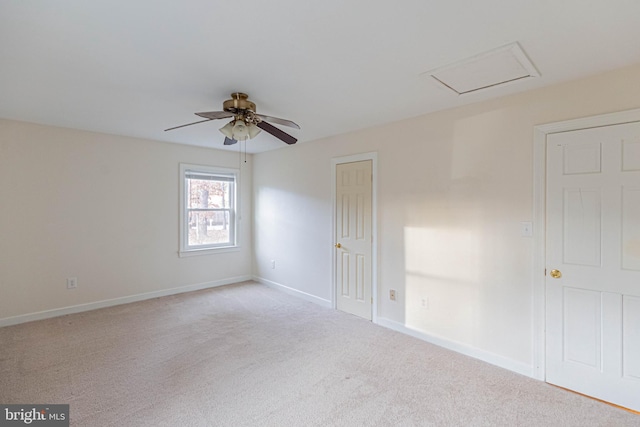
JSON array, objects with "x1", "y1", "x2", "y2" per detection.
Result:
[{"x1": 1, "y1": 281, "x2": 637, "y2": 426}]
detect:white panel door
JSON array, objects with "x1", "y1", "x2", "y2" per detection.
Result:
[
  {"x1": 546, "y1": 122, "x2": 640, "y2": 411},
  {"x1": 335, "y1": 160, "x2": 372, "y2": 320}
]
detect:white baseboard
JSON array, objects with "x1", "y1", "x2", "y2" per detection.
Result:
[
  {"x1": 251, "y1": 279, "x2": 532, "y2": 378},
  {"x1": 376, "y1": 317, "x2": 534, "y2": 378},
  {"x1": 253, "y1": 276, "x2": 332, "y2": 308},
  {"x1": 0, "y1": 275, "x2": 252, "y2": 327},
  {"x1": 2, "y1": 276, "x2": 534, "y2": 380}
]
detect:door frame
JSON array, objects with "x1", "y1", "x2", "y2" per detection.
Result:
[
  {"x1": 532, "y1": 107, "x2": 640, "y2": 381},
  {"x1": 331, "y1": 152, "x2": 378, "y2": 322}
]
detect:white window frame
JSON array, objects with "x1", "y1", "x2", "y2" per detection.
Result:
[{"x1": 179, "y1": 163, "x2": 240, "y2": 257}]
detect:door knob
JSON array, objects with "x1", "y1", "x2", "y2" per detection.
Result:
[
  {"x1": 335, "y1": 243, "x2": 342, "y2": 249},
  {"x1": 550, "y1": 269, "x2": 562, "y2": 279}
]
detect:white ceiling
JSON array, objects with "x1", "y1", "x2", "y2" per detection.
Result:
[{"x1": 1, "y1": 0, "x2": 640, "y2": 153}]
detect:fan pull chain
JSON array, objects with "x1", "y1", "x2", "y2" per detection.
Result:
[{"x1": 244, "y1": 139, "x2": 247, "y2": 163}]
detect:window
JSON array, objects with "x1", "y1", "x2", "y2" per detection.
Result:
[{"x1": 179, "y1": 164, "x2": 238, "y2": 255}]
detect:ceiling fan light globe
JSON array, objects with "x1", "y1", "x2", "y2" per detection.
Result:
[
  {"x1": 232, "y1": 121, "x2": 249, "y2": 140},
  {"x1": 219, "y1": 121, "x2": 234, "y2": 138},
  {"x1": 248, "y1": 124, "x2": 261, "y2": 139}
]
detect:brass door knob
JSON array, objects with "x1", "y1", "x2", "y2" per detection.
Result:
[
  {"x1": 550, "y1": 269, "x2": 562, "y2": 279},
  {"x1": 335, "y1": 243, "x2": 342, "y2": 249}
]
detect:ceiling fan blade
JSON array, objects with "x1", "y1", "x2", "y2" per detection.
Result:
[
  {"x1": 195, "y1": 111, "x2": 234, "y2": 120},
  {"x1": 255, "y1": 114, "x2": 300, "y2": 129},
  {"x1": 164, "y1": 118, "x2": 212, "y2": 132},
  {"x1": 256, "y1": 121, "x2": 297, "y2": 145},
  {"x1": 223, "y1": 137, "x2": 238, "y2": 145}
]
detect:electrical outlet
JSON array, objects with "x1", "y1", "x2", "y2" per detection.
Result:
[
  {"x1": 67, "y1": 277, "x2": 78, "y2": 289},
  {"x1": 421, "y1": 297, "x2": 429, "y2": 310},
  {"x1": 389, "y1": 289, "x2": 396, "y2": 301},
  {"x1": 521, "y1": 221, "x2": 533, "y2": 237},
  {"x1": 270, "y1": 260, "x2": 276, "y2": 269}
]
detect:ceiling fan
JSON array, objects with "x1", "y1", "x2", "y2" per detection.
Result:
[{"x1": 165, "y1": 92, "x2": 300, "y2": 146}]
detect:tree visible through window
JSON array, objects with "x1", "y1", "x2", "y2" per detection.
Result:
[{"x1": 180, "y1": 165, "x2": 237, "y2": 253}]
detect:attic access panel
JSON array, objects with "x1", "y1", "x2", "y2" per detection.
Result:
[{"x1": 424, "y1": 43, "x2": 540, "y2": 95}]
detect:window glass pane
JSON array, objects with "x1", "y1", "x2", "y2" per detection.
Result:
[
  {"x1": 180, "y1": 164, "x2": 238, "y2": 253},
  {"x1": 187, "y1": 210, "x2": 230, "y2": 247},
  {"x1": 187, "y1": 178, "x2": 231, "y2": 209}
]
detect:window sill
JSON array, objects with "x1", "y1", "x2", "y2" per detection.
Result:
[{"x1": 178, "y1": 246, "x2": 241, "y2": 258}]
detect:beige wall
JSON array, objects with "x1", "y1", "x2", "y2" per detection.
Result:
[
  {"x1": 0, "y1": 121, "x2": 253, "y2": 322},
  {"x1": 252, "y1": 63, "x2": 640, "y2": 372},
  {"x1": 3, "y1": 62, "x2": 640, "y2": 374}
]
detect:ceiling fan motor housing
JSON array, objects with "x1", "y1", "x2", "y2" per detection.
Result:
[{"x1": 223, "y1": 92, "x2": 256, "y2": 114}]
